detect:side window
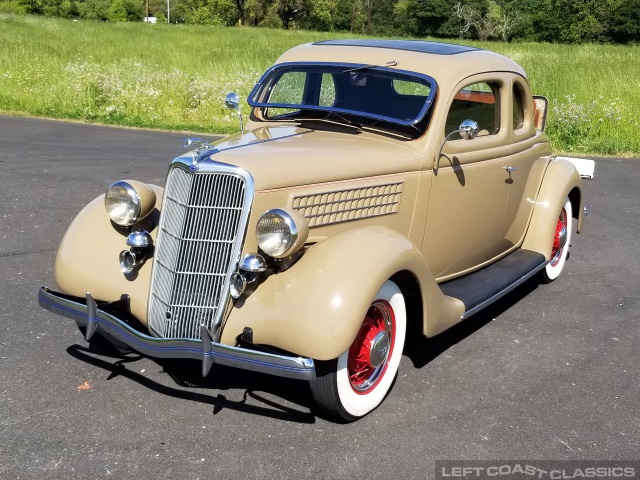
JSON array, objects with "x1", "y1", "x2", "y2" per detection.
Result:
[
  {"x1": 319, "y1": 73, "x2": 336, "y2": 107},
  {"x1": 446, "y1": 81, "x2": 500, "y2": 137},
  {"x1": 513, "y1": 83, "x2": 525, "y2": 130},
  {"x1": 392, "y1": 79, "x2": 431, "y2": 97},
  {"x1": 266, "y1": 71, "x2": 305, "y2": 117},
  {"x1": 268, "y1": 71, "x2": 305, "y2": 104}
]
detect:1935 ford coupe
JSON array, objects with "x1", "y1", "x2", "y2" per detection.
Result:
[{"x1": 39, "y1": 40, "x2": 586, "y2": 421}]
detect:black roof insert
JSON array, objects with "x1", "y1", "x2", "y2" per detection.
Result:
[{"x1": 313, "y1": 39, "x2": 481, "y2": 55}]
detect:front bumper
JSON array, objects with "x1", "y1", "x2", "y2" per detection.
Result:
[{"x1": 38, "y1": 287, "x2": 315, "y2": 381}]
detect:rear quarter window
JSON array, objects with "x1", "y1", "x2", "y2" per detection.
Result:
[{"x1": 446, "y1": 82, "x2": 500, "y2": 136}]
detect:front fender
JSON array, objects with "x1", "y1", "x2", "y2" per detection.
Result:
[
  {"x1": 521, "y1": 158, "x2": 583, "y2": 259},
  {"x1": 220, "y1": 226, "x2": 464, "y2": 360},
  {"x1": 54, "y1": 185, "x2": 164, "y2": 324}
]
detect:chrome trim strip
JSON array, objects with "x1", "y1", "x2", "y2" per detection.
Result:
[
  {"x1": 460, "y1": 260, "x2": 549, "y2": 320},
  {"x1": 39, "y1": 287, "x2": 315, "y2": 381}
]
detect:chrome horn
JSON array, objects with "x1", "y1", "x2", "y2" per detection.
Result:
[{"x1": 119, "y1": 230, "x2": 152, "y2": 274}]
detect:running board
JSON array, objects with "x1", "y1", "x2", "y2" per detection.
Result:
[{"x1": 439, "y1": 249, "x2": 547, "y2": 319}]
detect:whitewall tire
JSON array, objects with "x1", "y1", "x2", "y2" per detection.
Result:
[
  {"x1": 311, "y1": 280, "x2": 407, "y2": 421},
  {"x1": 541, "y1": 197, "x2": 572, "y2": 283}
]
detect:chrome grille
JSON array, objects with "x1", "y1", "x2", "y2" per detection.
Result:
[{"x1": 148, "y1": 166, "x2": 250, "y2": 339}]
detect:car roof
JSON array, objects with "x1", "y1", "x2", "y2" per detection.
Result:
[
  {"x1": 274, "y1": 40, "x2": 526, "y2": 87},
  {"x1": 313, "y1": 39, "x2": 480, "y2": 55}
]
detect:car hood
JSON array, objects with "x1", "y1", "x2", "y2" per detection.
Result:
[{"x1": 174, "y1": 125, "x2": 422, "y2": 191}]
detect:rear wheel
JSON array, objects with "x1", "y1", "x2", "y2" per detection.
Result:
[
  {"x1": 541, "y1": 197, "x2": 572, "y2": 283},
  {"x1": 311, "y1": 280, "x2": 406, "y2": 421}
]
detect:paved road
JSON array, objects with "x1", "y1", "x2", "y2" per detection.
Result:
[{"x1": 1, "y1": 115, "x2": 638, "y2": 479}]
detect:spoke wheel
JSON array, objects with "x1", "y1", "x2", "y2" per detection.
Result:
[
  {"x1": 347, "y1": 300, "x2": 395, "y2": 393},
  {"x1": 541, "y1": 197, "x2": 572, "y2": 283},
  {"x1": 311, "y1": 280, "x2": 406, "y2": 421}
]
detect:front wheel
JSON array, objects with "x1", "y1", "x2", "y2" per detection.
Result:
[
  {"x1": 541, "y1": 197, "x2": 572, "y2": 283},
  {"x1": 311, "y1": 280, "x2": 407, "y2": 421}
]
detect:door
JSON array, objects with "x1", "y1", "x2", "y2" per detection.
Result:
[{"x1": 423, "y1": 74, "x2": 517, "y2": 280}]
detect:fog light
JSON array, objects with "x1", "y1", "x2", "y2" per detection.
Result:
[
  {"x1": 229, "y1": 272, "x2": 247, "y2": 299},
  {"x1": 119, "y1": 249, "x2": 140, "y2": 274}
]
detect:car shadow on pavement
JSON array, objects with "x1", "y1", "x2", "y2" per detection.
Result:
[
  {"x1": 403, "y1": 277, "x2": 540, "y2": 368},
  {"x1": 65, "y1": 277, "x2": 541, "y2": 424},
  {"x1": 66, "y1": 345, "x2": 317, "y2": 424}
]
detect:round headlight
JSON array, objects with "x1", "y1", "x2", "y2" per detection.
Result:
[
  {"x1": 105, "y1": 180, "x2": 156, "y2": 226},
  {"x1": 105, "y1": 181, "x2": 140, "y2": 226},
  {"x1": 256, "y1": 208, "x2": 308, "y2": 258}
]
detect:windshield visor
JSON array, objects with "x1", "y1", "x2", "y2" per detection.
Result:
[{"x1": 248, "y1": 63, "x2": 436, "y2": 127}]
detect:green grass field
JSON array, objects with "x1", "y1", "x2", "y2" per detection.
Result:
[{"x1": 1, "y1": 14, "x2": 639, "y2": 155}]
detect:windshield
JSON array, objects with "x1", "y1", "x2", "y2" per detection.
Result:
[{"x1": 248, "y1": 62, "x2": 437, "y2": 136}]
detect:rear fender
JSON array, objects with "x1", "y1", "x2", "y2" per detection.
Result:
[
  {"x1": 220, "y1": 226, "x2": 464, "y2": 360},
  {"x1": 521, "y1": 159, "x2": 583, "y2": 259}
]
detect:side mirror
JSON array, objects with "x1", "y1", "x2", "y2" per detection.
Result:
[
  {"x1": 435, "y1": 119, "x2": 479, "y2": 175},
  {"x1": 225, "y1": 92, "x2": 244, "y2": 131},
  {"x1": 458, "y1": 119, "x2": 479, "y2": 140},
  {"x1": 225, "y1": 92, "x2": 240, "y2": 110}
]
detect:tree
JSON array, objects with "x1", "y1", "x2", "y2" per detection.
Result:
[
  {"x1": 123, "y1": 0, "x2": 143, "y2": 20},
  {"x1": 607, "y1": 0, "x2": 640, "y2": 43},
  {"x1": 402, "y1": 0, "x2": 456, "y2": 37},
  {"x1": 235, "y1": 0, "x2": 246, "y2": 24},
  {"x1": 452, "y1": 1, "x2": 477, "y2": 38},
  {"x1": 452, "y1": 1, "x2": 498, "y2": 40},
  {"x1": 108, "y1": 0, "x2": 127, "y2": 20},
  {"x1": 172, "y1": 0, "x2": 238, "y2": 25},
  {"x1": 76, "y1": 0, "x2": 111, "y2": 20}
]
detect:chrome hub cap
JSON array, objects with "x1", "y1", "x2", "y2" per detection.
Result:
[
  {"x1": 550, "y1": 207, "x2": 568, "y2": 267},
  {"x1": 557, "y1": 225, "x2": 568, "y2": 250},
  {"x1": 369, "y1": 331, "x2": 390, "y2": 368}
]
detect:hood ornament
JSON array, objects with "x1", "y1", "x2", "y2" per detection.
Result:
[{"x1": 181, "y1": 138, "x2": 215, "y2": 171}]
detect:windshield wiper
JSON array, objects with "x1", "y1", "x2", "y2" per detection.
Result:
[
  {"x1": 343, "y1": 60, "x2": 398, "y2": 73},
  {"x1": 297, "y1": 116, "x2": 363, "y2": 134}
]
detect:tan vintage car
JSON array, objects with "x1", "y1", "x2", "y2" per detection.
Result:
[{"x1": 39, "y1": 39, "x2": 585, "y2": 421}]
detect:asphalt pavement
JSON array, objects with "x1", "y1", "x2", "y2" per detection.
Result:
[{"x1": 0, "y1": 115, "x2": 638, "y2": 479}]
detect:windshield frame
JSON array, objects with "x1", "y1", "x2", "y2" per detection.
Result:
[{"x1": 247, "y1": 62, "x2": 438, "y2": 128}]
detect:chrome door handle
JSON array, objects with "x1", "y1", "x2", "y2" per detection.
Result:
[{"x1": 504, "y1": 166, "x2": 518, "y2": 172}]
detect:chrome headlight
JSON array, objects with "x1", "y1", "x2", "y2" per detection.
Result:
[
  {"x1": 256, "y1": 208, "x2": 308, "y2": 258},
  {"x1": 105, "y1": 180, "x2": 156, "y2": 226}
]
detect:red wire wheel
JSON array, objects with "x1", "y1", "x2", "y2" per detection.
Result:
[
  {"x1": 542, "y1": 197, "x2": 572, "y2": 283},
  {"x1": 549, "y1": 206, "x2": 568, "y2": 267},
  {"x1": 310, "y1": 280, "x2": 407, "y2": 421},
  {"x1": 347, "y1": 300, "x2": 395, "y2": 393}
]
